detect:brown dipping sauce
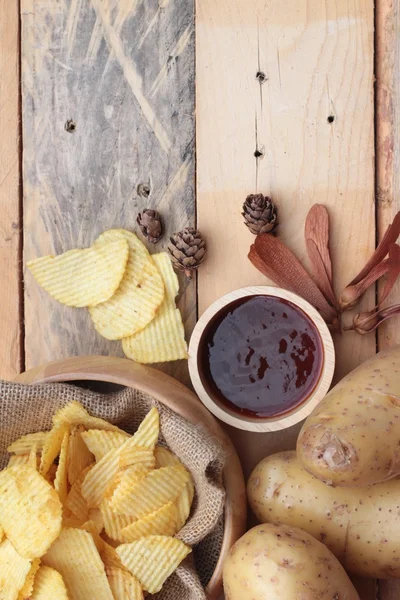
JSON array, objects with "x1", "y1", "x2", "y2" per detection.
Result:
[{"x1": 199, "y1": 295, "x2": 323, "y2": 418}]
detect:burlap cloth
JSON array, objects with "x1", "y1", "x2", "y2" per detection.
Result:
[{"x1": 0, "y1": 380, "x2": 227, "y2": 599}]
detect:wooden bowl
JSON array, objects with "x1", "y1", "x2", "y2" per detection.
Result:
[
  {"x1": 189, "y1": 286, "x2": 335, "y2": 433},
  {"x1": 15, "y1": 355, "x2": 247, "y2": 600}
]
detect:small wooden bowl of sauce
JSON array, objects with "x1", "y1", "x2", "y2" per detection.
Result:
[{"x1": 189, "y1": 287, "x2": 335, "y2": 432}]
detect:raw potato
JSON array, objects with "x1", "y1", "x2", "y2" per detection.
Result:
[
  {"x1": 223, "y1": 523, "x2": 359, "y2": 600},
  {"x1": 297, "y1": 346, "x2": 400, "y2": 487},
  {"x1": 247, "y1": 450, "x2": 400, "y2": 578}
]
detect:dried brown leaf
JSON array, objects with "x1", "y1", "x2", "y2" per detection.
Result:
[
  {"x1": 306, "y1": 238, "x2": 338, "y2": 309},
  {"x1": 339, "y1": 259, "x2": 390, "y2": 311},
  {"x1": 305, "y1": 204, "x2": 333, "y2": 284},
  {"x1": 345, "y1": 304, "x2": 400, "y2": 335}
]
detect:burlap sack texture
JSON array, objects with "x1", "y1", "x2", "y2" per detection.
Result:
[{"x1": 0, "y1": 380, "x2": 227, "y2": 600}]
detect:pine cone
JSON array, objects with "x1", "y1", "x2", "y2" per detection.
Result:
[
  {"x1": 168, "y1": 227, "x2": 206, "y2": 280},
  {"x1": 137, "y1": 209, "x2": 163, "y2": 243},
  {"x1": 242, "y1": 194, "x2": 277, "y2": 235}
]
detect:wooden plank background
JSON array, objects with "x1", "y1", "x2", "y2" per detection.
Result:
[{"x1": 0, "y1": 0, "x2": 399, "y2": 598}]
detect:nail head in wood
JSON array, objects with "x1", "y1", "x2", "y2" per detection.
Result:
[{"x1": 64, "y1": 119, "x2": 76, "y2": 133}]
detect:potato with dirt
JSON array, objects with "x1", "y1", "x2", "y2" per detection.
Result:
[
  {"x1": 223, "y1": 523, "x2": 360, "y2": 600},
  {"x1": 248, "y1": 450, "x2": 400, "y2": 578},
  {"x1": 297, "y1": 346, "x2": 400, "y2": 487}
]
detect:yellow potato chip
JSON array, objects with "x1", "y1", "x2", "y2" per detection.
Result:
[
  {"x1": 100, "y1": 541, "x2": 127, "y2": 571},
  {"x1": 88, "y1": 507, "x2": 104, "y2": 532},
  {"x1": 0, "y1": 465, "x2": 62, "y2": 559},
  {"x1": 121, "y1": 501, "x2": 178, "y2": 542},
  {"x1": 53, "y1": 401, "x2": 128, "y2": 434},
  {"x1": 44, "y1": 463, "x2": 58, "y2": 486},
  {"x1": 129, "y1": 407, "x2": 159, "y2": 449},
  {"x1": 0, "y1": 539, "x2": 32, "y2": 600},
  {"x1": 122, "y1": 252, "x2": 188, "y2": 363},
  {"x1": 28, "y1": 443, "x2": 39, "y2": 470},
  {"x1": 67, "y1": 425, "x2": 94, "y2": 485},
  {"x1": 81, "y1": 429, "x2": 127, "y2": 462},
  {"x1": 111, "y1": 465, "x2": 190, "y2": 518},
  {"x1": 30, "y1": 565, "x2": 69, "y2": 600},
  {"x1": 8, "y1": 431, "x2": 48, "y2": 455},
  {"x1": 54, "y1": 430, "x2": 69, "y2": 504},
  {"x1": 110, "y1": 464, "x2": 152, "y2": 512},
  {"x1": 79, "y1": 520, "x2": 104, "y2": 552},
  {"x1": 100, "y1": 498, "x2": 134, "y2": 543},
  {"x1": 17, "y1": 558, "x2": 41, "y2": 600},
  {"x1": 117, "y1": 536, "x2": 191, "y2": 594},
  {"x1": 176, "y1": 477, "x2": 195, "y2": 531},
  {"x1": 81, "y1": 439, "x2": 155, "y2": 509},
  {"x1": 154, "y1": 445, "x2": 180, "y2": 468},
  {"x1": 89, "y1": 229, "x2": 165, "y2": 339},
  {"x1": 106, "y1": 567, "x2": 143, "y2": 600},
  {"x1": 65, "y1": 465, "x2": 92, "y2": 520},
  {"x1": 8, "y1": 453, "x2": 30, "y2": 467},
  {"x1": 27, "y1": 238, "x2": 129, "y2": 307},
  {"x1": 40, "y1": 422, "x2": 69, "y2": 476},
  {"x1": 43, "y1": 528, "x2": 114, "y2": 600}
]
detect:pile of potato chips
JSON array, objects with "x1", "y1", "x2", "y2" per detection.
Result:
[
  {"x1": 27, "y1": 229, "x2": 188, "y2": 364},
  {"x1": 0, "y1": 402, "x2": 194, "y2": 599}
]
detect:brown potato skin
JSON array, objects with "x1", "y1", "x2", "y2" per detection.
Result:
[
  {"x1": 248, "y1": 451, "x2": 400, "y2": 578},
  {"x1": 223, "y1": 523, "x2": 360, "y2": 600},
  {"x1": 297, "y1": 346, "x2": 400, "y2": 487}
]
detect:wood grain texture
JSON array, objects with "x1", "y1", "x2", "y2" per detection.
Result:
[
  {"x1": 196, "y1": 3, "x2": 376, "y2": 598},
  {"x1": 376, "y1": 3, "x2": 400, "y2": 600},
  {"x1": 196, "y1": 0, "x2": 376, "y2": 379},
  {"x1": 0, "y1": 0, "x2": 22, "y2": 379},
  {"x1": 21, "y1": 0, "x2": 195, "y2": 381}
]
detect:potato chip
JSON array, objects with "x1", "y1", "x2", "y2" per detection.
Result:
[
  {"x1": 0, "y1": 465, "x2": 62, "y2": 559},
  {"x1": 129, "y1": 406, "x2": 159, "y2": 449},
  {"x1": 100, "y1": 541, "x2": 127, "y2": 571},
  {"x1": 117, "y1": 536, "x2": 191, "y2": 594},
  {"x1": 28, "y1": 443, "x2": 38, "y2": 470},
  {"x1": 8, "y1": 453, "x2": 30, "y2": 467},
  {"x1": 154, "y1": 445, "x2": 180, "y2": 468},
  {"x1": 0, "y1": 539, "x2": 32, "y2": 600},
  {"x1": 81, "y1": 429, "x2": 127, "y2": 462},
  {"x1": 43, "y1": 528, "x2": 114, "y2": 600},
  {"x1": 122, "y1": 252, "x2": 188, "y2": 363},
  {"x1": 54, "y1": 431, "x2": 69, "y2": 504},
  {"x1": 121, "y1": 501, "x2": 178, "y2": 542},
  {"x1": 111, "y1": 465, "x2": 190, "y2": 518},
  {"x1": 65, "y1": 466, "x2": 92, "y2": 520},
  {"x1": 176, "y1": 477, "x2": 195, "y2": 530},
  {"x1": 110, "y1": 464, "x2": 152, "y2": 512},
  {"x1": 8, "y1": 431, "x2": 48, "y2": 455},
  {"x1": 17, "y1": 558, "x2": 40, "y2": 600},
  {"x1": 79, "y1": 520, "x2": 104, "y2": 552},
  {"x1": 67, "y1": 425, "x2": 94, "y2": 485},
  {"x1": 88, "y1": 508, "x2": 104, "y2": 532},
  {"x1": 40, "y1": 422, "x2": 69, "y2": 476},
  {"x1": 30, "y1": 565, "x2": 69, "y2": 600},
  {"x1": 27, "y1": 238, "x2": 129, "y2": 307},
  {"x1": 89, "y1": 229, "x2": 165, "y2": 339},
  {"x1": 44, "y1": 463, "x2": 58, "y2": 486},
  {"x1": 0, "y1": 525, "x2": 4, "y2": 543},
  {"x1": 100, "y1": 498, "x2": 134, "y2": 543},
  {"x1": 106, "y1": 567, "x2": 143, "y2": 600},
  {"x1": 81, "y1": 439, "x2": 155, "y2": 509},
  {"x1": 53, "y1": 401, "x2": 127, "y2": 434}
]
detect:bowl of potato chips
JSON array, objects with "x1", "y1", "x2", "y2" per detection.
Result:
[{"x1": 9, "y1": 355, "x2": 246, "y2": 600}]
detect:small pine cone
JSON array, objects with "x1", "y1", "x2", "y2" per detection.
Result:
[
  {"x1": 136, "y1": 209, "x2": 163, "y2": 243},
  {"x1": 168, "y1": 227, "x2": 206, "y2": 280},
  {"x1": 242, "y1": 194, "x2": 278, "y2": 235}
]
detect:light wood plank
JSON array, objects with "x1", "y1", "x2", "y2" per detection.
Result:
[
  {"x1": 197, "y1": 2, "x2": 376, "y2": 597},
  {"x1": 376, "y1": 4, "x2": 400, "y2": 599},
  {"x1": 21, "y1": 0, "x2": 195, "y2": 382},
  {"x1": 0, "y1": 0, "x2": 22, "y2": 379}
]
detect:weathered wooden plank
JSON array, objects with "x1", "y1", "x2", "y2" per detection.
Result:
[
  {"x1": 21, "y1": 0, "x2": 195, "y2": 381},
  {"x1": 376, "y1": 4, "x2": 400, "y2": 599},
  {"x1": 0, "y1": 0, "x2": 22, "y2": 379},
  {"x1": 196, "y1": 2, "x2": 376, "y2": 597}
]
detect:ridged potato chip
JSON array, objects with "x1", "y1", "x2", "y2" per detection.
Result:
[
  {"x1": 81, "y1": 429, "x2": 127, "y2": 462},
  {"x1": 27, "y1": 238, "x2": 129, "y2": 308},
  {"x1": 43, "y1": 528, "x2": 114, "y2": 600},
  {"x1": 176, "y1": 477, "x2": 195, "y2": 530},
  {"x1": 67, "y1": 426, "x2": 94, "y2": 485},
  {"x1": 110, "y1": 464, "x2": 151, "y2": 511},
  {"x1": 89, "y1": 229, "x2": 164, "y2": 340},
  {"x1": 17, "y1": 558, "x2": 41, "y2": 600},
  {"x1": 129, "y1": 407, "x2": 159, "y2": 449},
  {"x1": 8, "y1": 453, "x2": 30, "y2": 467},
  {"x1": 121, "y1": 501, "x2": 177, "y2": 542},
  {"x1": 28, "y1": 443, "x2": 39, "y2": 470},
  {"x1": 53, "y1": 401, "x2": 127, "y2": 434},
  {"x1": 100, "y1": 498, "x2": 134, "y2": 543},
  {"x1": 30, "y1": 565, "x2": 69, "y2": 600},
  {"x1": 117, "y1": 536, "x2": 191, "y2": 594},
  {"x1": 8, "y1": 431, "x2": 48, "y2": 455},
  {"x1": 40, "y1": 423, "x2": 69, "y2": 476},
  {"x1": 106, "y1": 567, "x2": 143, "y2": 600},
  {"x1": 82, "y1": 438, "x2": 155, "y2": 508},
  {"x1": 111, "y1": 465, "x2": 189, "y2": 518},
  {"x1": 79, "y1": 520, "x2": 104, "y2": 553},
  {"x1": 100, "y1": 541, "x2": 127, "y2": 571},
  {"x1": 54, "y1": 431, "x2": 69, "y2": 503},
  {"x1": 0, "y1": 465, "x2": 62, "y2": 559},
  {"x1": 122, "y1": 253, "x2": 187, "y2": 363},
  {"x1": 65, "y1": 466, "x2": 92, "y2": 520},
  {"x1": 154, "y1": 445, "x2": 180, "y2": 468},
  {"x1": 0, "y1": 539, "x2": 32, "y2": 600}
]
